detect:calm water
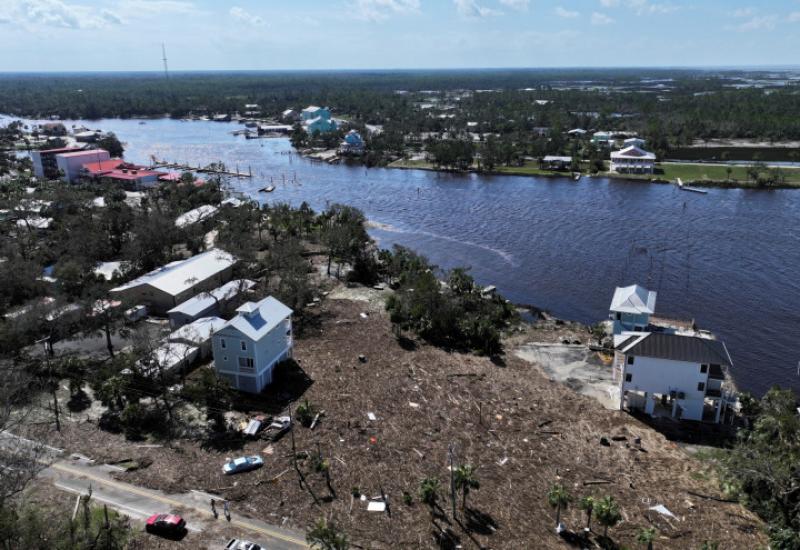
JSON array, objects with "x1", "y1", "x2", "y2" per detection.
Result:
[{"x1": 9, "y1": 116, "x2": 800, "y2": 397}]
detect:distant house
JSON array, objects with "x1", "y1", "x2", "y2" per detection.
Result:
[
  {"x1": 168, "y1": 316, "x2": 226, "y2": 358},
  {"x1": 281, "y1": 109, "x2": 300, "y2": 122},
  {"x1": 167, "y1": 279, "x2": 256, "y2": 329},
  {"x1": 532, "y1": 127, "x2": 550, "y2": 138},
  {"x1": 301, "y1": 105, "x2": 331, "y2": 121},
  {"x1": 40, "y1": 122, "x2": 67, "y2": 136},
  {"x1": 610, "y1": 145, "x2": 656, "y2": 174},
  {"x1": 541, "y1": 155, "x2": 572, "y2": 171},
  {"x1": 567, "y1": 128, "x2": 588, "y2": 137},
  {"x1": 110, "y1": 249, "x2": 236, "y2": 314},
  {"x1": 339, "y1": 130, "x2": 365, "y2": 155},
  {"x1": 304, "y1": 116, "x2": 337, "y2": 135},
  {"x1": 591, "y1": 131, "x2": 611, "y2": 146},
  {"x1": 212, "y1": 114, "x2": 231, "y2": 122},
  {"x1": 56, "y1": 149, "x2": 111, "y2": 183},
  {"x1": 623, "y1": 137, "x2": 646, "y2": 149},
  {"x1": 138, "y1": 341, "x2": 199, "y2": 377},
  {"x1": 211, "y1": 296, "x2": 293, "y2": 393},
  {"x1": 74, "y1": 130, "x2": 101, "y2": 143},
  {"x1": 31, "y1": 147, "x2": 83, "y2": 180},
  {"x1": 94, "y1": 261, "x2": 129, "y2": 282},
  {"x1": 609, "y1": 284, "x2": 657, "y2": 335},
  {"x1": 615, "y1": 332, "x2": 735, "y2": 423}
]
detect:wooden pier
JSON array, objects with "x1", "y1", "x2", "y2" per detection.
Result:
[{"x1": 149, "y1": 156, "x2": 252, "y2": 178}]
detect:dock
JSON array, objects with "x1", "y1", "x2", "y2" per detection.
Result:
[
  {"x1": 676, "y1": 177, "x2": 708, "y2": 194},
  {"x1": 149, "y1": 157, "x2": 252, "y2": 178}
]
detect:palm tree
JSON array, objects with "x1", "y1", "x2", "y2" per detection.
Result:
[
  {"x1": 594, "y1": 496, "x2": 622, "y2": 538},
  {"x1": 578, "y1": 496, "x2": 595, "y2": 532},
  {"x1": 547, "y1": 484, "x2": 572, "y2": 532},
  {"x1": 306, "y1": 518, "x2": 348, "y2": 550},
  {"x1": 637, "y1": 527, "x2": 656, "y2": 550},
  {"x1": 453, "y1": 464, "x2": 480, "y2": 510}
]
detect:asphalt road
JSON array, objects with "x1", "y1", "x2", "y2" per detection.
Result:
[
  {"x1": 1, "y1": 431, "x2": 308, "y2": 549},
  {"x1": 42, "y1": 459, "x2": 309, "y2": 549}
]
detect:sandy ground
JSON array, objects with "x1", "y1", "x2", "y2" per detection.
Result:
[{"x1": 23, "y1": 295, "x2": 766, "y2": 550}]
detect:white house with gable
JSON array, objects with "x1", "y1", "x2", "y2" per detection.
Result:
[
  {"x1": 610, "y1": 145, "x2": 656, "y2": 174},
  {"x1": 615, "y1": 332, "x2": 735, "y2": 423},
  {"x1": 211, "y1": 296, "x2": 293, "y2": 393}
]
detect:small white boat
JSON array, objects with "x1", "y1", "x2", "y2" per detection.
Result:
[
  {"x1": 573, "y1": 173, "x2": 581, "y2": 181},
  {"x1": 260, "y1": 185, "x2": 275, "y2": 193}
]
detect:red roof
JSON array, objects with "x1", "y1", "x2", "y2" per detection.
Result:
[
  {"x1": 101, "y1": 169, "x2": 163, "y2": 181},
  {"x1": 82, "y1": 159, "x2": 125, "y2": 175}
]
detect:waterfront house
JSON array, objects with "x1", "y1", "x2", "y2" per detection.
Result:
[
  {"x1": 301, "y1": 105, "x2": 331, "y2": 121},
  {"x1": 541, "y1": 155, "x2": 573, "y2": 171},
  {"x1": 211, "y1": 296, "x2": 293, "y2": 393},
  {"x1": 167, "y1": 279, "x2": 256, "y2": 329},
  {"x1": 56, "y1": 149, "x2": 110, "y2": 183},
  {"x1": 168, "y1": 316, "x2": 226, "y2": 358},
  {"x1": 609, "y1": 284, "x2": 657, "y2": 335},
  {"x1": 615, "y1": 332, "x2": 735, "y2": 423},
  {"x1": 174, "y1": 204, "x2": 219, "y2": 229},
  {"x1": 304, "y1": 116, "x2": 337, "y2": 135},
  {"x1": 339, "y1": 130, "x2": 365, "y2": 155},
  {"x1": 610, "y1": 145, "x2": 656, "y2": 174},
  {"x1": 110, "y1": 249, "x2": 236, "y2": 314},
  {"x1": 282, "y1": 109, "x2": 300, "y2": 122}
]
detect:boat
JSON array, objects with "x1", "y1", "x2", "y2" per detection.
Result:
[
  {"x1": 260, "y1": 185, "x2": 275, "y2": 193},
  {"x1": 573, "y1": 173, "x2": 581, "y2": 181}
]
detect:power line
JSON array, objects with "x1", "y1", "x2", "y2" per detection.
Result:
[{"x1": 161, "y1": 43, "x2": 169, "y2": 81}]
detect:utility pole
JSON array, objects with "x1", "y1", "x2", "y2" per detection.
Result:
[
  {"x1": 448, "y1": 444, "x2": 456, "y2": 520},
  {"x1": 161, "y1": 43, "x2": 169, "y2": 80}
]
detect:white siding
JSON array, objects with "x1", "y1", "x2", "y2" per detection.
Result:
[{"x1": 621, "y1": 355, "x2": 710, "y2": 421}]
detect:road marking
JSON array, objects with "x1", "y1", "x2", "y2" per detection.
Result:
[{"x1": 50, "y1": 462, "x2": 307, "y2": 547}]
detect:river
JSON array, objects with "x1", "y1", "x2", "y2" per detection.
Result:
[{"x1": 7, "y1": 116, "x2": 800, "y2": 397}]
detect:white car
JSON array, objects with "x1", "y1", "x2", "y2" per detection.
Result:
[{"x1": 225, "y1": 539, "x2": 262, "y2": 550}]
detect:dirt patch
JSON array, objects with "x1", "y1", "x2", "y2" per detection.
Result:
[{"x1": 29, "y1": 297, "x2": 764, "y2": 549}]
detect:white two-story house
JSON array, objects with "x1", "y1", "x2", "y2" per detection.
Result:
[
  {"x1": 615, "y1": 332, "x2": 735, "y2": 423},
  {"x1": 211, "y1": 296, "x2": 293, "y2": 393}
]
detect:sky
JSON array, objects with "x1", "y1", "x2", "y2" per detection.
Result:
[{"x1": 1, "y1": 0, "x2": 800, "y2": 71}]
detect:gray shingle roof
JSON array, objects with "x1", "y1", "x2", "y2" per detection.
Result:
[{"x1": 618, "y1": 332, "x2": 732, "y2": 367}]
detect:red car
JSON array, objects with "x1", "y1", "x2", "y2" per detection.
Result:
[{"x1": 145, "y1": 513, "x2": 186, "y2": 536}]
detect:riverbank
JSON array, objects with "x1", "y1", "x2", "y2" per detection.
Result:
[{"x1": 388, "y1": 158, "x2": 800, "y2": 189}]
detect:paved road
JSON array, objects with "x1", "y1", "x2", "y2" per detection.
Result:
[
  {"x1": 0, "y1": 431, "x2": 307, "y2": 549},
  {"x1": 42, "y1": 459, "x2": 308, "y2": 549}
]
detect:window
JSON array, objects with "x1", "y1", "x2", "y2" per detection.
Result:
[
  {"x1": 240, "y1": 340, "x2": 247, "y2": 351},
  {"x1": 700, "y1": 364, "x2": 708, "y2": 374},
  {"x1": 220, "y1": 339, "x2": 226, "y2": 349},
  {"x1": 697, "y1": 382, "x2": 705, "y2": 392},
  {"x1": 625, "y1": 373, "x2": 633, "y2": 382},
  {"x1": 238, "y1": 357, "x2": 255, "y2": 372},
  {"x1": 223, "y1": 356, "x2": 227, "y2": 362},
  {"x1": 615, "y1": 313, "x2": 621, "y2": 320},
  {"x1": 627, "y1": 356, "x2": 634, "y2": 365}
]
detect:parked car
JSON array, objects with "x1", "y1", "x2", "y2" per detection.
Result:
[
  {"x1": 225, "y1": 538, "x2": 263, "y2": 550},
  {"x1": 264, "y1": 415, "x2": 292, "y2": 441},
  {"x1": 145, "y1": 513, "x2": 186, "y2": 536},
  {"x1": 222, "y1": 455, "x2": 264, "y2": 475}
]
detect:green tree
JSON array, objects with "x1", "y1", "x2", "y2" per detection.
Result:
[
  {"x1": 637, "y1": 527, "x2": 656, "y2": 550},
  {"x1": 547, "y1": 483, "x2": 572, "y2": 530},
  {"x1": 96, "y1": 133, "x2": 125, "y2": 158},
  {"x1": 579, "y1": 495, "x2": 595, "y2": 532},
  {"x1": 419, "y1": 477, "x2": 440, "y2": 507},
  {"x1": 453, "y1": 464, "x2": 479, "y2": 510},
  {"x1": 594, "y1": 496, "x2": 622, "y2": 538},
  {"x1": 306, "y1": 518, "x2": 348, "y2": 550}
]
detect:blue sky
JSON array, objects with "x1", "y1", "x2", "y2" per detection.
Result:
[{"x1": 1, "y1": 0, "x2": 800, "y2": 71}]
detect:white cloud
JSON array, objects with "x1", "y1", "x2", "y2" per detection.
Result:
[
  {"x1": 4, "y1": 0, "x2": 125, "y2": 29},
  {"x1": 554, "y1": 6, "x2": 579, "y2": 18},
  {"x1": 624, "y1": 0, "x2": 678, "y2": 15},
  {"x1": 732, "y1": 14, "x2": 778, "y2": 31},
  {"x1": 117, "y1": 0, "x2": 196, "y2": 14},
  {"x1": 600, "y1": 0, "x2": 619, "y2": 7},
  {"x1": 591, "y1": 11, "x2": 614, "y2": 24},
  {"x1": 790, "y1": 11, "x2": 800, "y2": 22},
  {"x1": 351, "y1": 0, "x2": 421, "y2": 21},
  {"x1": 453, "y1": 0, "x2": 501, "y2": 17},
  {"x1": 229, "y1": 6, "x2": 264, "y2": 26},
  {"x1": 499, "y1": 0, "x2": 529, "y2": 10}
]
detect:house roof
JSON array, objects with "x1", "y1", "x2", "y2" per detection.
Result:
[
  {"x1": 139, "y1": 342, "x2": 198, "y2": 374},
  {"x1": 37, "y1": 147, "x2": 82, "y2": 154},
  {"x1": 611, "y1": 146, "x2": 656, "y2": 161},
  {"x1": 543, "y1": 155, "x2": 572, "y2": 162},
  {"x1": 94, "y1": 260, "x2": 128, "y2": 281},
  {"x1": 111, "y1": 249, "x2": 236, "y2": 297},
  {"x1": 616, "y1": 332, "x2": 733, "y2": 367},
  {"x1": 167, "y1": 279, "x2": 256, "y2": 317},
  {"x1": 82, "y1": 159, "x2": 125, "y2": 175},
  {"x1": 610, "y1": 284, "x2": 657, "y2": 314},
  {"x1": 169, "y1": 316, "x2": 226, "y2": 344},
  {"x1": 220, "y1": 296, "x2": 293, "y2": 341},
  {"x1": 302, "y1": 105, "x2": 323, "y2": 113},
  {"x1": 175, "y1": 204, "x2": 219, "y2": 228},
  {"x1": 58, "y1": 149, "x2": 109, "y2": 159}
]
